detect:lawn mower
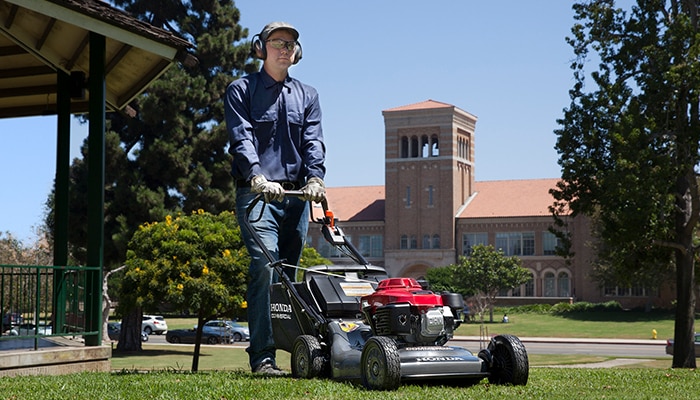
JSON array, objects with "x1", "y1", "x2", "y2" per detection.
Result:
[{"x1": 243, "y1": 192, "x2": 529, "y2": 390}]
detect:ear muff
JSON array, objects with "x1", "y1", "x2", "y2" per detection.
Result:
[
  {"x1": 250, "y1": 34, "x2": 265, "y2": 60},
  {"x1": 292, "y1": 42, "x2": 302, "y2": 65},
  {"x1": 250, "y1": 34, "x2": 303, "y2": 65}
]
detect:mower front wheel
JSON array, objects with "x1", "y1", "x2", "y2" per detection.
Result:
[
  {"x1": 291, "y1": 335, "x2": 325, "y2": 379},
  {"x1": 361, "y1": 336, "x2": 401, "y2": 391},
  {"x1": 486, "y1": 334, "x2": 529, "y2": 385}
]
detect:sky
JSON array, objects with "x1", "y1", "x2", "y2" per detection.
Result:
[{"x1": 0, "y1": 1, "x2": 581, "y2": 243}]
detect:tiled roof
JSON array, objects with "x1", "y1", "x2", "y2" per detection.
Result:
[
  {"x1": 383, "y1": 99, "x2": 455, "y2": 112},
  {"x1": 458, "y1": 179, "x2": 562, "y2": 218},
  {"x1": 324, "y1": 178, "x2": 563, "y2": 222},
  {"x1": 323, "y1": 186, "x2": 385, "y2": 221}
]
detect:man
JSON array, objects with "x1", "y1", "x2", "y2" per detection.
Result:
[{"x1": 224, "y1": 22, "x2": 326, "y2": 376}]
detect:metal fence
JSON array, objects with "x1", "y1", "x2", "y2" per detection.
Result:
[{"x1": 0, "y1": 264, "x2": 101, "y2": 349}]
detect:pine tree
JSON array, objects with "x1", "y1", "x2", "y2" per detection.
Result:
[{"x1": 52, "y1": 0, "x2": 256, "y2": 267}]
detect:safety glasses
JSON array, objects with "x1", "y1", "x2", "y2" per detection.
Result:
[{"x1": 266, "y1": 38, "x2": 298, "y2": 51}]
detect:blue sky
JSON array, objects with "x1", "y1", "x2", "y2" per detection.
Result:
[{"x1": 0, "y1": 1, "x2": 580, "y2": 242}]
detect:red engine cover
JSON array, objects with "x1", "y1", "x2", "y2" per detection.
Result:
[{"x1": 362, "y1": 278, "x2": 444, "y2": 312}]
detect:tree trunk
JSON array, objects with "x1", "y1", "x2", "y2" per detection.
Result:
[
  {"x1": 102, "y1": 265, "x2": 126, "y2": 344},
  {"x1": 672, "y1": 172, "x2": 697, "y2": 368},
  {"x1": 672, "y1": 245, "x2": 696, "y2": 368},
  {"x1": 191, "y1": 313, "x2": 204, "y2": 372},
  {"x1": 115, "y1": 307, "x2": 143, "y2": 352}
]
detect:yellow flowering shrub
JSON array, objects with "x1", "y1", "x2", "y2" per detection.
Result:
[{"x1": 120, "y1": 210, "x2": 249, "y2": 320}]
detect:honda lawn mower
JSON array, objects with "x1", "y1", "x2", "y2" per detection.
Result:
[{"x1": 243, "y1": 192, "x2": 529, "y2": 390}]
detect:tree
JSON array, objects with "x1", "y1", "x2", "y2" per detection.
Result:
[
  {"x1": 552, "y1": 0, "x2": 700, "y2": 368},
  {"x1": 46, "y1": 0, "x2": 256, "y2": 353},
  {"x1": 0, "y1": 231, "x2": 52, "y2": 267},
  {"x1": 117, "y1": 210, "x2": 248, "y2": 371},
  {"x1": 48, "y1": 0, "x2": 256, "y2": 268},
  {"x1": 427, "y1": 245, "x2": 531, "y2": 322}
]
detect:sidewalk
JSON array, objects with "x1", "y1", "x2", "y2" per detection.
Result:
[{"x1": 453, "y1": 335, "x2": 666, "y2": 346}]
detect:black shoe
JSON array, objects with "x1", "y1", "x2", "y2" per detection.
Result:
[{"x1": 253, "y1": 362, "x2": 287, "y2": 376}]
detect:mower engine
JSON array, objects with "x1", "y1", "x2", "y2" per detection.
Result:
[{"x1": 361, "y1": 278, "x2": 464, "y2": 346}]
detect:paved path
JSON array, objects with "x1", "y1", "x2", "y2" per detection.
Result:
[{"x1": 539, "y1": 358, "x2": 655, "y2": 368}]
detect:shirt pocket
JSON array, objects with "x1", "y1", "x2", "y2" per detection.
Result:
[
  {"x1": 287, "y1": 110, "x2": 303, "y2": 145},
  {"x1": 251, "y1": 106, "x2": 277, "y2": 148}
]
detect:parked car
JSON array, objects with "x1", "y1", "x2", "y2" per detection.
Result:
[
  {"x1": 13, "y1": 323, "x2": 52, "y2": 336},
  {"x1": 165, "y1": 328, "x2": 227, "y2": 344},
  {"x1": 196, "y1": 320, "x2": 249, "y2": 343},
  {"x1": 665, "y1": 333, "x2": 700, "y2": 356},
  {"x1": 142, "y1": 315, "x2": 168, "y2": 335},
  {"x1": 223, "y1": 320, "x2": 250, "y2": 342},
  {"x1": 1, "y1": 312, "x2": 23, "y2": 327},
  {"x1": 108, "y1": 321, "x2": 148, "y2": 342}
]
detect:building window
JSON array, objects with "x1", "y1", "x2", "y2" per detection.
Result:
[
  {"x1": 410, "y1": 235, "x2": 418, "y2": 249},
  {"x1": 431, "y1": 135, "x2": 439, "y2": 156},
  {"x1": 432, "y1": 234, "x2": 440, "y2": 249},
  {"x1": 604, "y1": 285, "x2": 656, "y2": 297},
  {"x1": 524, "y1": 272, "x2": 535, "y2": 296},
  {"x1": 544, "y1": 272, "x2": 556, "y2": 297},
  {"x1": 422, "y1": 234, "x2": 430, "y2": 249},
  {"x1": 558, "y1": 271, "x2": 570, "y2": 297},
  {"x1": 410, "y1": 136, "x2": 419, "y2": 157},
  {"x1": 495, "y1": 232, "x2": 535, "y2": 256},
  {"x1": 543, "y1": 231, "x2": 561, "y2": 255},
  {"x1": 421, "y1": 135, "x2": 430, "y2": 157},
  {"x1": 400, "y1": 235, "x2": 408, "y2": 249},
  {"x1": 462, "y1": 232, "x2": 488, "y2": 256},
  {"x1": 400, "y1": 136, "x2": 408, "y2": 158},
  {"x1": 358, "y1": 235, "x2": 383, "y2": 257},
  {"x1": 427, "y1": 185, "x2": 434, "y2": 207},
  {"x1": 318, "y1": 234, "x2": 350, "y2": 258}
]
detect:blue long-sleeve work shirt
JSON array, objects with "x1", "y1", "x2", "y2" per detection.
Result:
[{"x1": 224, "y1": 69, "x2": 326, "y2": 184}]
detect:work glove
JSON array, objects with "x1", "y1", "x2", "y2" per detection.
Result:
[
  {"x1": 251, "y1": 175, "x2": 284, "y2": 203},
  {"x1": 301, "y1": 177, "x2": 326, "y2": 203}
]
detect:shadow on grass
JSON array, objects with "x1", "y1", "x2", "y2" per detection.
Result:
[
  {"x1": 111, "y1": 348, "x2": 212, "y2": 358},
  {"x1": 556, "y1": 310, "x2": 675, "y2": 322}
]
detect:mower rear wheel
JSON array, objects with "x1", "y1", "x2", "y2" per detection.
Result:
[
  {"x1": 291, "y1": 335, "x2": 325, "y2": 379},
  {"x1": 486, "y1": 334, "x2": 529, "y2": 385},
  {"x1": 361, "y1": 336, "x2": 401, "y2": 391}
]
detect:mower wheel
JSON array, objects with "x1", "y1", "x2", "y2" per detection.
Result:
[
  {"x1": 486, "y1": 334, "x2": 529, "y2": 385},
  {"x1": 361, "y1": 336, "x2": 401, "y2": 391},
  {"x1": 291, "y1": 335, "x2": 325, "y2": 379}
]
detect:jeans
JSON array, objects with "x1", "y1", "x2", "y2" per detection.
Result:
[{"x1": 235, "y1": 188, "x2": 309, "y2": 369}]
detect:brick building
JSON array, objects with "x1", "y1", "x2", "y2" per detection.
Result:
[{"x1": 306, "y1": 100, "x2": 676, "y2": 309}]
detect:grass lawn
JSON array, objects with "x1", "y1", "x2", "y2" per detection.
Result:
[
  {"x1": 1, "y1": 309, "x2": 693, "y2": 399},
  {"x1": 456, "y1": 309, "x2": 676, "y2": 340},
  {"x1": 1, "y1": 367, "x2": 698, "y2": 399}
]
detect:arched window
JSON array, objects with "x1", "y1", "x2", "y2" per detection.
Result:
[
  {"x1": 558, "y1": 271, "x2": 571, "y2": 297},
  {"x1": 400, "y1": 136, "x2": 408, "y2": 158},
  {"x1": 432, "y1": 234, "x2": 440, "y2": 249},
  {"x1": 544, "y1": 272, "x2": 556, "y2": 297},
  {"x1": 422, "y1": 235, "x2": 430, "y2": 249},
  {"x1": 524, "y1": 272, "x2": 535, "y2": 296},
  {"x1": 431, "y1": 135, "x2": 439, "y2": 156},
  {"x1": 421, "y1": 135, "x2": 430, "y2": 158},
  {"x1": 410, "y1": 136, "x2": 419, "y2": 158},
  {"x1": 410, "y1": 235, "x2": 417, "y2": 249},
  {"x1": 400, "y1": 235, "x2": 408, "y2": 249}
]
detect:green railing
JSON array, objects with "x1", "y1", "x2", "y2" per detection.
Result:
[{"x1": 0, "y1": 264, "x2": 101, "y2": 350}]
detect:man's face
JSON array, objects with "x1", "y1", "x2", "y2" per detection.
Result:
[{"x1": 265, "y1": 29, "x2": 297, "y2": 67}]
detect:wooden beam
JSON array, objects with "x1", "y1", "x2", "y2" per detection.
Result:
[{"x1": 0, "y1": 65, "x2": 54, "y2": 78}]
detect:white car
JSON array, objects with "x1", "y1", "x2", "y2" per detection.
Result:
[{"x1": 142, "y1": 315, "x2": 168, "y2": 335}]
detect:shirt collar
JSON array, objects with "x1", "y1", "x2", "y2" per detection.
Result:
[{"x1": 260, "y1": 68, "x2": 291, "y2": 90}]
